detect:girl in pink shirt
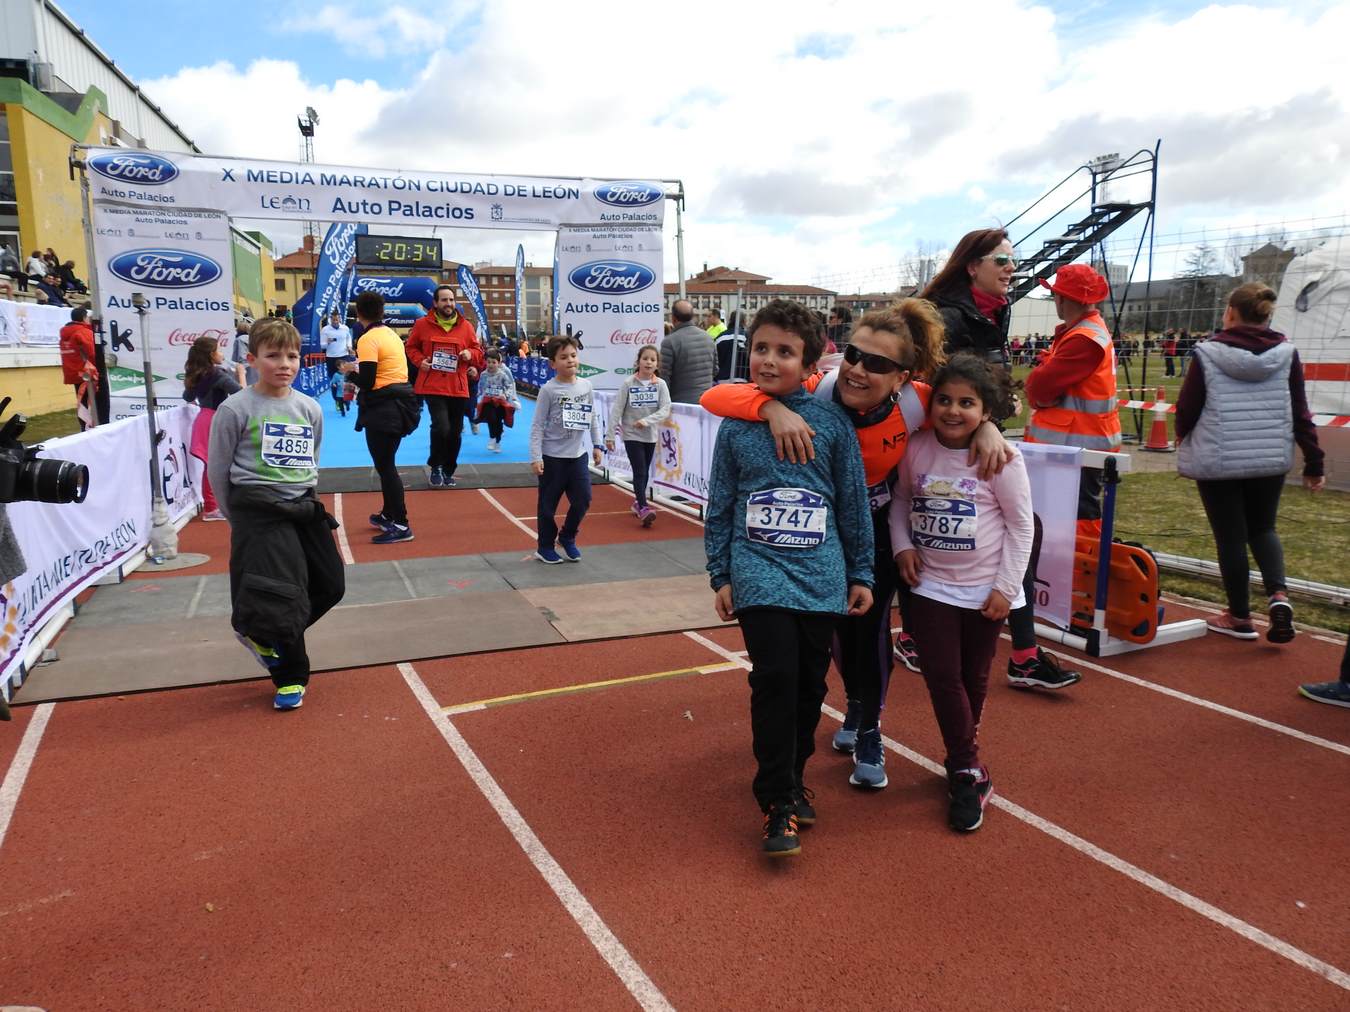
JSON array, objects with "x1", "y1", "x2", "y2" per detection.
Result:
[{"x1": 888, "y1": 355, "x2": 1033, "y2": 832}]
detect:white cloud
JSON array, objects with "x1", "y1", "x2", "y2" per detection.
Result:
[
  {"x1": 279, "y1": 4, "x2": 470, "y2": 59},
  {"x1": 134, "y1": 0, "x2": 1350, "y2": 286}
]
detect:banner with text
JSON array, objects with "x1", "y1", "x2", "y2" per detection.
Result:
[
  {"x1": 1, "y1": 405, "x2": 201, "y2": 698},
  {"x1": 83, "y1": 148, "x2": 668, "y2": 232},
  {"x1": 457, "y1": 264, "x2": 489, "y2": 341},
  {"x1": 92, "y1": 201, "x2": 235, "y2": 409},
  {"x1": 555, "y1": 224, "x2": 664, "y2": 391},
  {"x1": 593, "y1": 391, "x2": 720, "y2": 502},
  {"x1": 514, "y1": 244, "x2": 525, "y2": 338},
  {"x1": 310, "y1": 221, "x2": 367, "y2": 347},
  {"x1": 1017, "y1": 441, "x2": 1082, "y2": 631}
]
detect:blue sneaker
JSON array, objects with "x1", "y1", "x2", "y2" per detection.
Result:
[
  {"x1": 235, "y1": 631, "x2": 282, "y2": 671},
  {"x1": 535, "y1": 547, "x2": 564, "y2": 564},
  {"x1": 372, "y1": 523, "x2": 414, "y2": 544},
  {"x1": 559, "y1": 539, "x2": 581, "y2": 562},
  {"x1": 369, "y1": 512, "x2": 392, "y2": 531},
  {"x1": 1299, "y1": 680, "x2": 1350, "y2": 708},
  {"x1": 428, "y1": 467, "x2": 444, "y2": 487},
  {"x1": 850, "y1": 727, "x2": 888, "y2": 789},
  {"x1": 444, "y1": 473, "x2": 458, "y2": 488},
  {"x1": 273, "y1": 684, "x2": 306, "y2": 710},
  {"x1": 832, "y1": 698, "x2": 861, "y2": 753}
]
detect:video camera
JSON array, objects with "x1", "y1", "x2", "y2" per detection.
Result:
[{"x1": 0, "y1": 397, "x2": 89, "y2": 504}]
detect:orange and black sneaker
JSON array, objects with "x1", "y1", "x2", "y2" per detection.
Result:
[
  {"x1": 791, "y1": 785, "x2": 816, "y2": 828},
  {"x1": 762, "y1": 802, "x2": 801, "y2": 857}
]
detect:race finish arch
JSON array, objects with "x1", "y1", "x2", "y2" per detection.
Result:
[{"x1": 74, "y1": 146, "x2": 685, "y2": 416}]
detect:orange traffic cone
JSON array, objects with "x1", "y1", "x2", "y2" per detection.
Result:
[{"x1": 1142, "y1": 386, "x2": 1173, "y2": 452}]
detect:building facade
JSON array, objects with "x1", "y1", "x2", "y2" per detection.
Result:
[{"x1": 663, "y1": 265, "x2": 836, "y2": 320}]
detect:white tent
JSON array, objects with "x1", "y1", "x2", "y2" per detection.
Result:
[{"x1": 1272, "y1": 243, "x2": 1350, "y2": 417}]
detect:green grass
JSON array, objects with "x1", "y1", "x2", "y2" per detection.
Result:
[
  {"x1": 1115, "y1": 472, "x2": 1350, "y2": 633},
  {"x1": 16, "y1": 407, "x2": 80, "y2": 444}
]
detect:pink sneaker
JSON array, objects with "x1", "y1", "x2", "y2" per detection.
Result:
[
  {"x1": 639, "y1": 505, "x2": 657, "y2": 527},
  {"x1": 201, "y1": 509, "x2": 226, "y2": 522},
  {"x1": 1206, "y1": 610, "x2": 1258, "y2": 640}
]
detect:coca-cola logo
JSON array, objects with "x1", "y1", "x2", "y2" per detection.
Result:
[
  {"x1": 166, "y1": 327, "x2": 230, "y2": 347},
  {"x1": 609, "y1": 328, "x2": 659, "y2": 345}
]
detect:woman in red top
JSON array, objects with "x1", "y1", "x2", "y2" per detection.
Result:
[
  {"x1": 405, "y1": 285, "x2": 484, "y2": 487},
  {"x1": 702, "y1": 300, "x2": 1009, "y2": 792}
]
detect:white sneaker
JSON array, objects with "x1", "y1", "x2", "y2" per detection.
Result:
[
  {"x1": 471, "y1": 423, "x2": 480, "y2": 435},
  {"x1": 487, "y1": 439, "x2": 500, "y2": 452}
]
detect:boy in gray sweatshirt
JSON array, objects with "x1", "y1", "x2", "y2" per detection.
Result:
[{"x1": 529, "y1": 334, "x2": 603, "y2": 563}]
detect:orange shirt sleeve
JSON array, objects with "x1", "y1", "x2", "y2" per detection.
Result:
[{"x1": 698, "y1": 370, "x2": 824, "y2": 420}]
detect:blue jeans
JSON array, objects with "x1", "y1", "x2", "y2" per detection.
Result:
[{"x1": 537, "y1": 453, "x2": 592, "y2": 551}]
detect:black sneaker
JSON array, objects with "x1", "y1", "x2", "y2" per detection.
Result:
[
  {"x1": 791, "y1": 785, "x2": 816, "y2": 828},
  {"x1": 369, "y1": 511, "x2": 392, "y2": 531},
  {"x1": 1007, "y1": 648, "x2": 1082, "y2": 690},
  {"x1": 893, "y1": 633, "x2": 922, "y2": 673},
  {"x1": 1267, "y1": 594, "x2": 1295, "y2": 644},
  {"x1": 948, "y1": 767, "x2": 992, "y2": 832},
  {"x1": 761, "y1": 802, "x2": 801, "y2": 857}
]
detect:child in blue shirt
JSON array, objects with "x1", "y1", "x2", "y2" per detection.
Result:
[{"x1": 705, "y1": 299, "x2": 874, "y2": 858}]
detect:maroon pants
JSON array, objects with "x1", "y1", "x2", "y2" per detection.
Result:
[{"x1": 908, "y1": 593, "x2": 1004, "y2": 772}]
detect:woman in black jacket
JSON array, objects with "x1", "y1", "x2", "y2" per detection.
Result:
[{"x1": 921, "y1": 228, "x2": 1016, "y2": 366}]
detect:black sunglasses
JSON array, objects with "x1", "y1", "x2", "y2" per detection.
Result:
[{"x1": 842, "y1": 343, "x2": 907, "y2": 374}]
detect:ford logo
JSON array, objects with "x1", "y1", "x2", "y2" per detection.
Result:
[
  {"x1": 568, "y1": 260, "x2": 656, "y2": 294},
  {"x1": 90, "y1": 152, "x2": 179, "y2": 185},
  {"x1": 594, "y1": 181, "x2": 663, "y2": 207},
  {"x1": 108, "y1": 249, "x2": 222, "y2": 288}
]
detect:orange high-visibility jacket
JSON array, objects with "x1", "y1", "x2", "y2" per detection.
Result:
[{"x1": 1025, "y1": 311, "x2": 1122, "y2": 451}]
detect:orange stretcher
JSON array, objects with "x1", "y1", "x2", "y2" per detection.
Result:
[{"x1": 1069, "y1": 524, "x2": 1160, "y2": 644}]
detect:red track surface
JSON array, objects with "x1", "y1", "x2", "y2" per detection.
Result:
[{"x1": 5, "y1": 489, "x2": 1349, "y2": 1010}]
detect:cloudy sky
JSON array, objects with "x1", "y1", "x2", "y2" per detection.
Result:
[{"x1": 63, "y1": 0, "x2": 1350, "y2": 290}]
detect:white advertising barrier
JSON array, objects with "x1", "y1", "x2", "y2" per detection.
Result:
[
  {"x1": 92, "y1": 201, "x2": 236, "y2": 386},
  {"x1": 1016, "y1": 442, "x2": 1082, "y2": 631},
  {"x1": 594, "y1": 390, "x2": 721, "y2": 503},
  {"x1": 556, "y1": 224, "x2": 664, "y2": 391},
  {"x1": 0, "y1": 298, "x2": 70, "y2": 346},
  {"x1": 0, "y1": 404, "x2": 201, "y2": 699},
  {"x1": 83, "y1": 148, "x2": 669, "y2": 232}
]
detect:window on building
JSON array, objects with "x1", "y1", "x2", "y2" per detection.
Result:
[
  {"x1": 0, "y1": 115, "x2": 16, "y2": 222},
  {"x1": 275, "y1": 278, "x2": 287, "y2": 292}
]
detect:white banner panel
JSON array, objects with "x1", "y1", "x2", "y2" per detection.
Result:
[
  {"x1": 593, "y1": 393, "x2": 719, "y2": 502},
  {"x1": 556, "y1": 224, "x2": 664, "y2": 391},
  {"x1": 83, "y1": 148, "x2": 668, "y2": 232},
  {"x1": 1017, "y1": 442, "x2": 1082, "y2": 630},
  {"x1": 0, "y1": 299, "x2": 69, "y2": 346},
  {"x1": 0, "y1": 405, "x2": 201, "y2": 696},
  {"x1": 92, "y1": 202, "x2": 236, "y2": 396}
]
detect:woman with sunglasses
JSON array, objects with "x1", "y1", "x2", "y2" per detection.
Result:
[
  {"x1": 701, "y1": 300, "x2": 1010, "y2": 792},
  {"x1": 921, "y1": 228, "x2": 1017, "y2": 366}
]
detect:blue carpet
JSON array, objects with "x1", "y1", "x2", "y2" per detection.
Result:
[{"x1": 315, "y1": 393, "x2": 538, "y2": 469}]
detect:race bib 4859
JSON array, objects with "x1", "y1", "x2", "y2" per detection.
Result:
[
  {"x1": 746, "y1": 487, "x2": 828, "y2": 548},
  {"x1": 260, "y1": 421, "x2": 316, "y2": 469}
]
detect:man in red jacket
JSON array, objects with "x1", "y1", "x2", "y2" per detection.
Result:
[
  {"x1": 405, "y1": 284, "x2": 483, "y2": 487},
  {"x1": 59, "y1": 307, "x2": 98, "y2": 429}
]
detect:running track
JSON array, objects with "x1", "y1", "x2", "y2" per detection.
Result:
[{"x1": 2, "y1": 484, "x2": 1348, "y2": 1009}]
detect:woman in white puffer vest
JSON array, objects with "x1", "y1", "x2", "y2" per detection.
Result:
[{"x1": 1175, "y1": 282, "x2": 1325, "y2": 643}]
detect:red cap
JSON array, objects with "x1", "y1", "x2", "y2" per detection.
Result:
[{"x1": 1039, "y1": 264, "x2": 1109, "y2": 304}]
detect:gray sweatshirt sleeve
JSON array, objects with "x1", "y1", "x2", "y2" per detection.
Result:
[
  {"x1": 529, "y1": 383, "x2": 554, "y2": 463},
  {"x1": 589, "y1": 385, "x2": 603, "y2": 449},
  {"x1": 206, "y1": 398, "x2": 243, "y2": 521},
  {"x1": 607, "y1": 385, "x2": 628, "y2": 442},
  {"x1": 649, "y1": 379, "x2": 672, "y2": 426}
]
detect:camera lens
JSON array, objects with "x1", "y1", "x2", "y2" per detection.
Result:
[{"x1": 18, "y1": 458, "x2": 89, "y2": 504}]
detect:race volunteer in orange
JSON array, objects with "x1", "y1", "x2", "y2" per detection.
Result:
[
  {"x1": 406, "y1": 284, "x2": 483, "y2": 488},
  {"x1": 701, "y1": 300, "x2": 1010, "y2": 791},
  {"x1": 58, "y1": 306, "x2": 98, "y2": 429},
  {"x1": 1024, "y1": 262, "x2": 1122, "y2": 522}
]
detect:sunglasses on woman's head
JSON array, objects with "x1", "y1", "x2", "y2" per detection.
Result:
[
  {"x1": 980, "y1": 254, "x2": 1017, "y2": 268},
  {"x1": 842, "y1": 343, "x2": 907, "y2": 374}
]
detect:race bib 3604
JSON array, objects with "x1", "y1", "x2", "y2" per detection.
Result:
[{"x1": 746, "y1": 487, "x2": 828, "y2": 548}]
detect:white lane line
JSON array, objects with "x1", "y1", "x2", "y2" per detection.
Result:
[
  {"x1": 0, "y1": 703, "x2": 55, "y2": 853},
  {"x1": 682, "y1": 630, "x2": 1350, "y2": 993},
  {"x1": 184, "y1": 576, "x2": 208, "y2": 620},
  {"x1": 390, "y1": 559, "x2": 418, "y2": 600},
  {"x1": 397, "y1": 662, "x2": 672, "y2": 1011},
  {"x1": 331, "y1": 493, "x2": 356, "y2": 566},
  {"x1": 996, "y1": 633, "x2": 1350, "y2": 759},
  {"x1": 478, "y1": 488, "x2": 538, "y2": 540}
]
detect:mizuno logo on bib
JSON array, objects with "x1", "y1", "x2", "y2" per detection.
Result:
[{"x1": 746, "y1": 487, "x2": 828, "y2": 548}]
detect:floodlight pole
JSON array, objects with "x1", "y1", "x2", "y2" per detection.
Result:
[{"x1": 674, "y1": 183, "x2": 686, "y2": 300}]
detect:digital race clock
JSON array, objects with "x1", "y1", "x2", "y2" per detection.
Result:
[{"x1": 355, "y1": 235, "x2": 443, "y2": 270}]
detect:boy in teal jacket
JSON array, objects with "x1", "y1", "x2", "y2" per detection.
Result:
[{"x1": 705, "y1": 299, "x2": 873, "y2": 858}]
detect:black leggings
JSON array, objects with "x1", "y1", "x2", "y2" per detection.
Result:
[
  {"x1": 624, "y1": 439, "x2": 656, "y2": 506},
  {"x1": 364, "y1": 428, "x2": 406, "y2": 525},
  {"x1": 833, "y1": 540, "x2": 907, "y2": 730},
  {"x1": 1196, "y1": 475, "x2": 1287, "y2": 618}
]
